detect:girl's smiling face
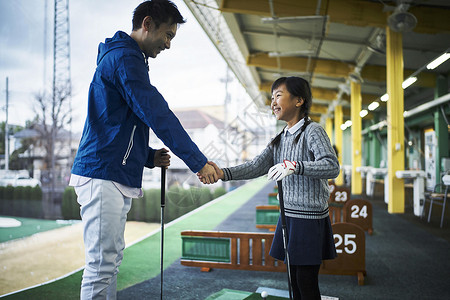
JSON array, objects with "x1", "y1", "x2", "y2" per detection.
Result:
[{"x1": 271, "y1": 83, "x2": 304, "y2": 128}]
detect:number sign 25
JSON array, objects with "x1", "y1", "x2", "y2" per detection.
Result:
[
  {"x1": 320, "y1": 222, "x2": 366, "y2": 285},
  {"x1": 334, "y1": 233, "x2": 357, "y2": 254}
]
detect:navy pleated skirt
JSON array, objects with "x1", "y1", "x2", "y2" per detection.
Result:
[{"x1": 269, "y1": 215, "x2": 336, "y2": 265}]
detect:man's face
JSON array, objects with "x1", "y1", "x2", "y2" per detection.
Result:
[{"x1": 143, "y1": 20, "x2": 177, "y2": 58}]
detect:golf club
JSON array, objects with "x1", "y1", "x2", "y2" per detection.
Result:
[
  {"x1": 160, "y1": 166, "x2": 166, "y2": 300},
  {"x1": 277, "y1": 180, "x2": 293, "y2": 300}
]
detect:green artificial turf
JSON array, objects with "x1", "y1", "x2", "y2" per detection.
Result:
[
  {"x1": 2, "y1": 178, "x2": 267, "y2": 300},
  {"x1": 0, "y1": 216, "x2": 74, "y2": 243},
  {"x1": 205, "y1": 288, "x2": 252, "y2": 300}
]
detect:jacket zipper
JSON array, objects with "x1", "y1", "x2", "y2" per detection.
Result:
[{"x1": 122, "y1": 125, "x2": 137, "y2": 165}]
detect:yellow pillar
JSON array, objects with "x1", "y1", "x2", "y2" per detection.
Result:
[
  {"x1": 350, "y1": 80, "x2": 362, "y2": 195},
  {"x1": 334, "y1": 105, "x2": 344, "y2": 185},
  {"x1": 386, "y1": 26, "x2": 405, "y2": 214},
  {"x1": 325, "y1": 117, "x2": 333, "y2": 142}
]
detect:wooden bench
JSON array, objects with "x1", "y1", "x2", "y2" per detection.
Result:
[
  {"x1": 180, "y1": 230, "x2": 285, "y2": 272},
  {"x1": 181, "y1": 223, "x2": 367, "y2": 286},
  {"x1": 255, "y1": 205, "x2": 279, "y2": 231}
]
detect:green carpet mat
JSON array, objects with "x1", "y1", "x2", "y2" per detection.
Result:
[
  {"x1": 205, "y1": 288, "x2": 287, "y2": 300},
  {"x1": 205, "y1": 289, "x2": 252, "y2": 300}
]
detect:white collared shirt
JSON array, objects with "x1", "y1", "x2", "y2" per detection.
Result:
[{"x1": 284, "y1": 118, "x2": 305, "y2": 136}]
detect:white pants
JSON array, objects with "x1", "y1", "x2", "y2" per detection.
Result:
[{"x1": 75, "y1": 179, "x2": 132, "y2": 300}]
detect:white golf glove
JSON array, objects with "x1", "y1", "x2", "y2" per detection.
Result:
[{"x1": 268, "y1": 160, "x2": 297, "y2": 181}]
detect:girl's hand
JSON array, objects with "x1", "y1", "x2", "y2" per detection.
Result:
[{"x1": 268, "y1": 160, "x2": 296, "y2": 181}]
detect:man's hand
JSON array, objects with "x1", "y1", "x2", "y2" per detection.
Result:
[
  {"x1": 154, "y1": 148, "x2": 170, "y2": 168},
  {"x1": 268, "y1": 160, "x2": 297, "y2": 181},
  {"x1": 197, "y1": 161, "x2": 223, "y2": 184},
  {"x1": 197, "y1": 162, "x2": 218, "y2": 184},
  {"x1": 208, "y1": 161, "x2": 224, "y2": 180}
]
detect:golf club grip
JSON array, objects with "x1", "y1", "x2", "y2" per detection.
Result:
[{"x1": 161, "y1": 167, "x2": 166, "y2": 206}]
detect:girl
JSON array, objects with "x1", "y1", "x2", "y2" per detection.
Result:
[{"x1": 201, "y1": 76, "x2": 340, "y2": 299}]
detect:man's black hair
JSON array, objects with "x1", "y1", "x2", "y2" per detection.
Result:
[{"x1": 132, "y1": 0, "x2": 186, "y2": 31}]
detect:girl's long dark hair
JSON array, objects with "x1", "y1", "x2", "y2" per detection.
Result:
[{"x1": 270, "y1": 76, "x2": 312, "y2": 147}]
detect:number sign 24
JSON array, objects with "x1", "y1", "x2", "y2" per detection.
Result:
[{"x1": 343, "y1": 199, "x2": 373, "y2": 235}]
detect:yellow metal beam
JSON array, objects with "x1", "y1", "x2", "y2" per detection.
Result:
[
  {"x1": 262, "y1": 82, "x2": 339, "y2": 102},
  {"x1": 220, "y1": 0, "x2": 322, "y2": 17},
  {"x1": 310, "y1": 105, "x2": 329, "y2": 115},
  {"x1": 350, "y1": 80, "x2": 362, "y2": 195},
  {"x1": 362, "y1": 65, "x2": 436, "y2": 88},
  {"x1": 251, "y1": 54, "x2": 436, "y2": 88},
  {"x1": 248, "y1": 53, "x2": 353, "y2": 78},
  {"x1": 334, "y1": 105, "x2": 344, "y2": 186},
  {"x1": 329, "y1": 0, "x2": 450, "y2": 34},
  {"x1": 220, "y1": 0, "x2": 450, "y2": 34},
  {"x1": 261, "y1": 81, "x2": 383, "y2": 106},
  {"x1": 386, "y1": 26, "x2": 405, "y2": 214}
]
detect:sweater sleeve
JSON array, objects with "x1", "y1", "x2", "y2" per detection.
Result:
[
  {"x1": 222, "y1": 145, "x2": 274, "y2": 181},
  {"x1": 298, "y1": 124, "x2": 340, "y2": 179}
]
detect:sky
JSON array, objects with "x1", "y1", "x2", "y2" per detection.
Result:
[{"x1": 0, "y1": 0, "x2": 251, "y2": 132}]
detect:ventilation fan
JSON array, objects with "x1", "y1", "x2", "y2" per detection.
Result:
[{"x1": 387, "y1": 3, "x2": 417, "y2": 32}]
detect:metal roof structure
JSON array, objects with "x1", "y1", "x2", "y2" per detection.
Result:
[{"x1": 183, "y1": 0, "x2": 450, "y2": 124}]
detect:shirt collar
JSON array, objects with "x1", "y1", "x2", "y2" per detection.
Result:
[{"x1": 284, "y1": 118, "x2": 305, "y2": 136}]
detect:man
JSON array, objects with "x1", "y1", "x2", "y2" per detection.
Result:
[{"x1": 70, "y1": 1, "x2": 217, "y2": 299}]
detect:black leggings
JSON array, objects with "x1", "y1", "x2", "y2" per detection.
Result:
[{"x1": 289, "y1": 264, "x2": 321, "y2": 300}]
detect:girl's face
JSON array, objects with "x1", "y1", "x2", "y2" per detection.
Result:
[{"x1": 271, "y1": 83, "x2": 304, "y2": 127}]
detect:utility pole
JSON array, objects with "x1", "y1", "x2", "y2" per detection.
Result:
[{"x1": 5, "y1": 77, "x2": 9, "y2": 171}]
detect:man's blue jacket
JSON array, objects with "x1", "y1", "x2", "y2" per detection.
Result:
[{"x1": 71, "y1": 31, "x2": 207, "y2": 188}]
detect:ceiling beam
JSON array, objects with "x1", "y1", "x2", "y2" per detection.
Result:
[
  {"x1": 220, "y1": 0, "x2": 450, "y2": 34},
  {"x1": 260, "y1": 81, "x2": 386, "y2": 107},
  {"x1": 248, "y1": 52, "x2": 353, "y2": 77},
  {"x1": 220, "y1": 0, "x2": 320, "y2": 17},
  {"x1": 310, "y1": 105, "x2": 329, "y2": 115},
  {"x1": 242, "y1": 29, "x2": 440, "y2": 54},
  {"x1": 261, "y1": 82, "x2": 337, "y2": 101},
  {"x1": 249, "y1": 53, "x2": 436, "y2": 88}
]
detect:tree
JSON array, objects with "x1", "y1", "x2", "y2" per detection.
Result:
[
  {"x1": 33, "y1": 86, "x2": 72, "y2": 219},
  {"x1": 33, "y1": 86, "x2": 72, "y2": 172}
]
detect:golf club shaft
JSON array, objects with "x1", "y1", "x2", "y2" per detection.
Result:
[
  {"x1": 277, "y1": 180, "x2": 293, "y2": 300},
  {"x1": 160, "y1": 167, "x2": 166, "y2": 300}
]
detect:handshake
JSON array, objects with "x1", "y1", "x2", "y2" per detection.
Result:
[
  {"x1": 155, "y1": 149, "x2": 297, "y2": 185},
  {"x1": 155, "y1": 149, "x2": 222, "y2": 185},
  {"x1": 197, "y1": 159, "x2": 297, "y2": 184},
  {"x1": 197, "y1": 161, "x2": 223, "y2": 184}
]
